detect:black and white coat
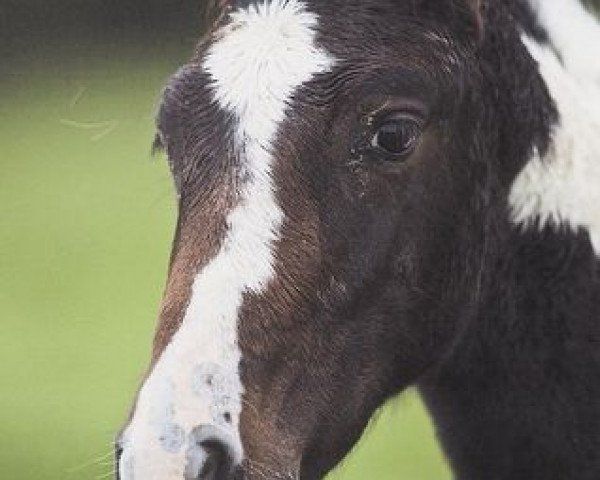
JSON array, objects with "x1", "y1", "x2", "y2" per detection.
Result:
[
  {"x1": 423, "y1": 2, "x2": 600, "y2": 478},
  {"x1": 118, "y1": 1, "x2": 600, "y2": 479}
]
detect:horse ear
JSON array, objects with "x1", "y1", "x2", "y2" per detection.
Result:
[
  {"x1": 465, "y1": 0, "x2": 484, "y2": 41},
  {"x1": 416, "y1": 0, "x2": 484, "y2": 43},
  {"x1": 204, "y1": 0, "x2": 231, "y2": 28},
  {"x1": 446, "y1": 0, "x2": 484, "y2": 42}
]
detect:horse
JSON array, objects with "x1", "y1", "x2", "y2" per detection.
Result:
[{"x1": 116, "y1": 0, "x2": 600, "y2": 479}]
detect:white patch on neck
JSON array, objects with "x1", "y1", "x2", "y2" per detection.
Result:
[
  {"x1": 508, "y1": 3, "x2": 600, "y2": 255},
  {"x1": 120, "y1": 1, "x2": 334, "y2": 479},
  {"x1": 527, "y1": 0, "x2": 600, "y2": 83}
]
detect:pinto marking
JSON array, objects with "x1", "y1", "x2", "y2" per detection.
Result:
[
  {"x1": 120, "y1": 1, "x2": 334, "y2": 478},
  {"x1": 509, "y1": 2, "x2": 600, "y2": 255},
  {"x1": 120, "y1": 2, "x2": 600, "y2": 479},
  {"x1": 527, "y1": 0, "x2": 600, "y2": 82}
]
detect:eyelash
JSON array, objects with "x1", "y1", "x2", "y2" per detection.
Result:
[{"x1": 352, "y1": 111, "x2": 425, "y2": 161}]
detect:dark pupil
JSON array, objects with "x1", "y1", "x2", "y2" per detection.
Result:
[{"x1": 377, "y1": 121, "x2": 417, "y2": 154}]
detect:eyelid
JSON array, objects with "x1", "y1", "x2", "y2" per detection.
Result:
[
  {"x1": 363, "y1": 94, "x2": 428, "y2": 115},
  {"x1": 374, "y1": 111, "x2": 426, "y2": 128},
  {"x1": 365, "y1": 102, "x2": 428, "y2": 132}
]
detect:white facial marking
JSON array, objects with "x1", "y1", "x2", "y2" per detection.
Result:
[
  {"x1": 121, "y1": 1, "x2": 335, "y2": 478},
  {"x1": 509, "y1": 3, "x2": 600, "y2": 255}
]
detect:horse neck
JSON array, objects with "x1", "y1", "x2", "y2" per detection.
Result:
[
  {"x1": 418, "y1": 208, "x2": 600, "y2": 480},
  {"x1": 418, "y1": 3, "x2": 600, "y2": 477}
]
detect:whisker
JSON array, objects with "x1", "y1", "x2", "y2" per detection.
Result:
[
  {"x1": 245, "y1": 458, "x2": 299, "y2": 480},
  {"x1": 95, "y1": 468, "x2": 116, "y2": 480},
  {"x1": 241, "y1": 397, "x2": 261, "y2": 417},
  {"x1": 66, "y1": 449, "x2": 115, "y2": 473}
]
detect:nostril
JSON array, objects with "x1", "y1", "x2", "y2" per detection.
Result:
[
  {"x1": 185, "y1": 425, "x2": 236, "y2": 480},
  {"x1": 199, "y1": 440, "x2": 229, "y2": 479}
]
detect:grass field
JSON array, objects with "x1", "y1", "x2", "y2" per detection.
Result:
[{"x1": 0, "y1": 47, "x2": 450, "y2": 480}]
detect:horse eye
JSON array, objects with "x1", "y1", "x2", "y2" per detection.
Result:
[{"x1": 370, "y1": 115, "x2": 423, "y2": 159}]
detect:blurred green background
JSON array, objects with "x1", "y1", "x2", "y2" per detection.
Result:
[{"x1": 1, "y1": 1, "x2": 598, "y2": 479}]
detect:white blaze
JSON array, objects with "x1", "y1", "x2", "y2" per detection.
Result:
[
  {"x1": 509, "y1": 2, "x2": 600, "y2": 255},
  {"x1": 120, "y1": 1, "x2": 334, "y2": 479}
]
